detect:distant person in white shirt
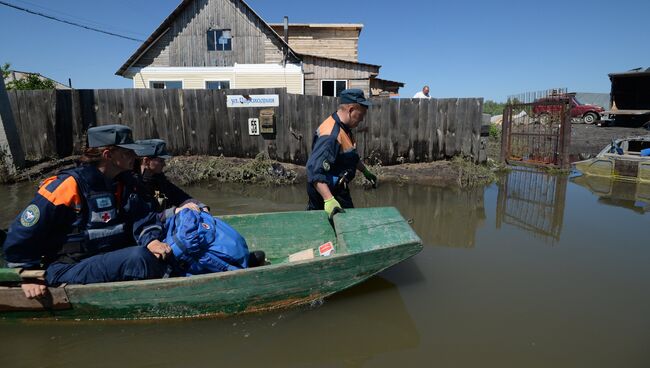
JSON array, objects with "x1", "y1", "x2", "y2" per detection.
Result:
[{"x1": 413, "y1": 85, "x2": 431, "y2": 99}]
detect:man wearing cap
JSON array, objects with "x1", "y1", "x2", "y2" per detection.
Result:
[
  {"x1": 3, "y1": 124, "x2": 170, "y2": 299},
  {"x1": 133, "y1": 138, "x2": 208, "y2": 222},
  {"x1": 306, "y1": 89, "x2": 378, "y2": 216}
]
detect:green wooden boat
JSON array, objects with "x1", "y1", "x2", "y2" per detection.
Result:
[{"x1": 0, "y1": 207, "x2": 422, "y2": 320}]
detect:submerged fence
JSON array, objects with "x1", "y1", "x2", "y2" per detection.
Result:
[{"x1": 6, "y1": 88, "x2": 484, "y2": 165}]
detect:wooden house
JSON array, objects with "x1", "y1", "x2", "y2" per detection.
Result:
[{"x1": 116, "y1": 0, "x2": 402, "y2": 97}]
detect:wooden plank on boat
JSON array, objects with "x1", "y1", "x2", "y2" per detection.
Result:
[{"x1": 0, "y1": 286, "x2": 71, "y2": 311}]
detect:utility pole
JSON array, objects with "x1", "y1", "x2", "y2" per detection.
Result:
[{"x1": 0, "y1": 78, "x2": 25, "y2": 176}]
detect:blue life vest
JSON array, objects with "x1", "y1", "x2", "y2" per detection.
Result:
[{"x1": 165, "y1": 209, "x2": 249, "y2": 276}]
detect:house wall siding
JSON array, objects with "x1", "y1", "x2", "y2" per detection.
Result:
[
  {"x1": 132, "y1": 65, "x2": 303, "y2": 94},
  {"x1": 269, "y1": 26, "x2": 360, "y2": 62},
  {"x1": 134, "y1": 0, "x2": 286, "y2": 69},
  {"x1": 302, "y1": 55, "x2": 377, "y2": 96}
]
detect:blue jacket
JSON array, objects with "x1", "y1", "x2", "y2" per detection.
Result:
[
  {"x1": 2, "y1": 165, "x2": 163, "y2": 268},
  {"x1": 164, "y1": 209, "x2": 249, "y2": 276},
  {"x1": 306, "y1": 113, "x2": 360, "y2": 189}
]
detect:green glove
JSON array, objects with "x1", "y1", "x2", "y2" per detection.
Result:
[
  {"x1": 324, "y1": 197, "x2": 343, "y2": 217},
  {"x1": 363, "y1": 168, "x2": 378, "y2": 188}
]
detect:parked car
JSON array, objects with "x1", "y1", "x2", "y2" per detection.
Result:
[{"x1": 532, "y1": 95, "x2": 604, "y2": 124}]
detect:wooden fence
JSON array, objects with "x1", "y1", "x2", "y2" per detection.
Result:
[{"x1": 6, "y1": 88, "x2": 484, "y2": 165}]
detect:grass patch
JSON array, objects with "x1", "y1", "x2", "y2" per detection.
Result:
[
  {"x1": 451, "y1": 156, "x2": 498, "y2": 188},
  {"x1": 165, "y1": 152, "x2": 298, "y2": 186}
]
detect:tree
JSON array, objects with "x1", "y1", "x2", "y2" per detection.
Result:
[
  {"x1": 2, "y1": 62, "x2": 56, "y2": 90},
  {"x1": 483, "y1": 100, "x2": 506, "y2": 116},
  {"x1": 1, "y1": 63, "x2": 10, "y2": 79},
  {"x1": 9, "y1": 74, "x2": 56, "y2": 90}
]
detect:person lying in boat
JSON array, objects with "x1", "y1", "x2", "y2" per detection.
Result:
[
  {"x1": 2, "y1": 125, "x2": 177, "y2": 299},
  {"x1": 132, "y1": 139, "x2": 266, "y2": 274},
  {"x1": 132, "y1": 138, "x2": 209, "y2": 222}
]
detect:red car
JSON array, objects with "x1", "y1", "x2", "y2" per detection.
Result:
[{"x1": 532, "y1": 95, "x2": 604, "y2": 124}]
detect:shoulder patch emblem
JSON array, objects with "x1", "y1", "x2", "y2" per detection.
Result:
[
  {"x1": 20, "y1": 204, "x2": 40, "y2": 227},
  {"x1": 322, "y1": 160, "x2": 330, "y2": 171},
  {"x1": 201, "y1": 222, "x2": 211, "y2": 230}
]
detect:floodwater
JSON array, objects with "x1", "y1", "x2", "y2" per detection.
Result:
[{"x1": 1, "y1": 169, "x2": 649, "y2": 367}]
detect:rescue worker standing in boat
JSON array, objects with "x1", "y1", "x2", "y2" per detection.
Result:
[
  {"x1": 3, "y1": 125, "x2": 171, "y2": 299},
  {"x1": 133, "y1": 139, "x2": 209, "y2": 223},
  {"x1": 306, "y1": 89, "x2": 378, "y2": 216}
]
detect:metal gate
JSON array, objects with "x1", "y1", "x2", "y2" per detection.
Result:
[
  {"x1": 500, "y1": 90, "x2": 572, "y2": 168},
  {"x1": 496, "y1": 167, "x2": 567, "y2": 244}
]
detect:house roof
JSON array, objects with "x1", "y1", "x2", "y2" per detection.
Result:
[
  {"x1": 609, "y1": 67, "x2": 650, "y2": 78},
  {"x1": 115, "y1": 0, "x2": 299, "y2": 76},
  {"x1": 5, "y1": 70, "x2": 71, "y2": 89},
  {"x1": 299, "y1": 53, "x2": 381, "y2": 69},
  {"x1": 268, "y1": 23, "x2": 364, "y2": 29},
  {"x1": 371, "y1": 77, "x2": 405, "y2": 88}
]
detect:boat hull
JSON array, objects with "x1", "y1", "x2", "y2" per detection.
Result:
[
  {"x1": 0, "y1": 207, "x2": 422, "y2": 320},
  {"x1": 574, "y1": 155, "x2": 650, "y2": 183}
]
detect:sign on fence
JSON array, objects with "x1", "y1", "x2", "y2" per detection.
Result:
[
  {"x1": 227, "y1": 94, "x2": 279, "y2": 108},
  {"x1": 248, "y1": 118, "x2": 260, "y2": 136}
]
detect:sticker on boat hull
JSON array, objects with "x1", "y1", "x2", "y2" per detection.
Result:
[{"x1": 319, "y1": 241, "x2": 334, "y2": 256}]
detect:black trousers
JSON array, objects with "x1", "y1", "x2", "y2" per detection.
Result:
[{"x1": 306, "y1": 182, "x2": 354, "y2": 210}]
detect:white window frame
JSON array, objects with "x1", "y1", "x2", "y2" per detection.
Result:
[
  {"x1": 148, "y1": 80, "x2": 184, "y2": 89},
  {"x1": 320, "y1": 80, "x2": 348, "y2": 97},
  {"x1": 204, "y1": 79, "x2": 232, "y2": 90}
]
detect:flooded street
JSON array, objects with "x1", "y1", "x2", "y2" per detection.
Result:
[{"x1": 1, "y1": 169, "x2": 649, "y2": 367}]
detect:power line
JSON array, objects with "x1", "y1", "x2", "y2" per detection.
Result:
[
  {"x1": 0, "y1": 0, "x2": 145, "y2": 42},
  {"x1": 11, "y1": 0, "x2": 147, "y2": 38}
]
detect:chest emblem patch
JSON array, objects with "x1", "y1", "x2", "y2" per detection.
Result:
[{"x1": 96, "y1": 197, "x2": 113, "y2": 209}]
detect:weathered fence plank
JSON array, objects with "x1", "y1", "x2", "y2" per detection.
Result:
[{"x1": 7, "y1": 89, "x2": 484, "y2": 165}]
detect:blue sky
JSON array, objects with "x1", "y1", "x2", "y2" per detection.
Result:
[{"x1": 1, "y1": 0, "x2": 648, "y2": 101}]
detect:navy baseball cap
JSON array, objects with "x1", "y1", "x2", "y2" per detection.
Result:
[
  {"x1": 339, "y1": 89, "x2": 371, "y2": 107},
  {"x1": 87, "y1": 124, "x2": 146, "y2": 151},
  {"x1": 134, "y1": 139, "x2": 173, "y2": 159}
]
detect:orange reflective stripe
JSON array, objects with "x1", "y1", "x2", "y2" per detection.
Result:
[
  {"x1": 317, "y1": 117, "x2": 336, "y2": 137},
  {"x1": 38, "y1": 176, "x2": 82, "y2": 209},
  {"x1": 337, "y1": 129, "x2": 356, "y2": 151}
]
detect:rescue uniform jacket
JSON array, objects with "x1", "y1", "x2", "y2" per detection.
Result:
[
  {"x1": 2, "y1": 165, "x2": 163, "y2": 269},
  {"x1": 306, "y1": 112, "x2": 360, "y2": 189},
  {"x1": 136, "y1": 170, "x2": 208, "y2": 222}
]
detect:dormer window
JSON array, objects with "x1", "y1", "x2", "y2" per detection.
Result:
[{"x1": 207, "y1": 29, "x2": 232, "y2": 51}]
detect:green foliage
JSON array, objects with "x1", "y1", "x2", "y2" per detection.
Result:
[
  {"x1": 483, "y1": 100, "x2": 506, "y2": 116},
  {"x1": 1, "y1": 63, "x2": 10, "y2": 79},
  {"x1": 8, "y1": 74, "x2": 56, "y2": 90},
  {"x1": 488, "y1": 124, "x2": 501, "y2": 139},
  {"x1": 451, "y1": 156, "x2": 497, "y2": 188},
  {"x1": 2, "y1": 62, "x2": 56, "y2": 90}
]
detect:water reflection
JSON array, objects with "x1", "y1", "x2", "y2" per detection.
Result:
[
  {"x1": 496, "y1": 168, "x2": 567, "y2": 243},
  {"x1": 0, "y1": 276, "x2": 418, "y2": 368},
  {"x1": 571, "y1": 174, "x2": 650, "y2": 214}
]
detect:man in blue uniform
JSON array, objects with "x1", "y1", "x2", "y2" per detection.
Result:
[
  {"x1": 3, "y1": 125, "x2": 170, "y2": 299},
  {"x1": 306, "y1": 89, "x2": 378, "y2": 216},
  {"x1": 133, "y1": 139, "x2": 209, "y2": 222}
]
